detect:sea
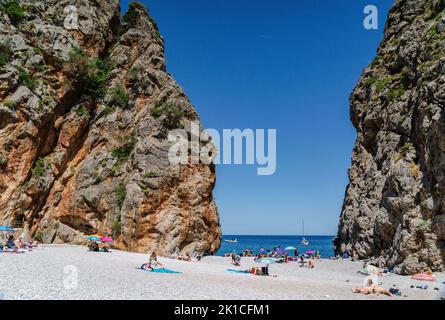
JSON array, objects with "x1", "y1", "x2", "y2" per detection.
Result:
[{"x1": 216, "y1": 235, "x2": 336, "y2": 258}]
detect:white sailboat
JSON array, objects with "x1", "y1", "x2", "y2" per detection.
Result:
[{"x1": 301, "y1": 219, "x2": 309, "y2": 246}]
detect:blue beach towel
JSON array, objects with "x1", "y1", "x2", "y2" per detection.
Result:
[
  {"x1": 227, "y1": 269, "x2": 250, "y2": 274},
  {"x1": 141, "y1": 268, "x2": 182, "y2": 274}
]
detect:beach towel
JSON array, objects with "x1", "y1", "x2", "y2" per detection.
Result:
[
  {"x1": 141, "y1": 268, "x2": 182, "y2": 274},
  {"x1": 227, "y1": 269, "x2": 250, "y2": 274},
  {"x1": 411, "y1": 273, "x2": 436, "y2": 282}
]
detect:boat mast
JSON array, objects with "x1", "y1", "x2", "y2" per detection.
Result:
[{"x1": 302, "y1": 218, "x2": 305, "y2": 239}]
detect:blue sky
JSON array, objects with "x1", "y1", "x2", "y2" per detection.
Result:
[{"x1": 122, "y1": 0, "x2": 393, "y2": 235}]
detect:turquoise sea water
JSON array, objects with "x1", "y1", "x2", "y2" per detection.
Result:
[{"x1": 217, "y1": 235, "x2": 336, "y2": 258}]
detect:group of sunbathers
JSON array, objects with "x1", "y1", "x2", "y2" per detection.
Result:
[
  {"x1": 330, "y1": 249, "x2": 359, "y2": 261},
  {"x1": 0, "y1": 235, "x2": 39, "y2": 253}
]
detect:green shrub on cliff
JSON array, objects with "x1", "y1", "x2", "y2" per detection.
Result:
[
  {"x1": 151, "y1": 102, "x2": 185, "y2": 129},
  {"x1": 364, "y1": 76, "x2": 377, "y2": 88},
  {"x1": 0, "y1": 43, "x2": 12, "y2": 66},
  {"x1": 3, "y1": 99, "x2": 17, "y2": 109},
  {"x1": 428, "y1": 25, "x2": 438, "y2": 38},
  {"x1": 149, "y1": 16, "x2": 161, "y2": 39},
  {"x1": 123, "y1": 2, "x2": 147, "y2": 26},
  {"x1": 111, "y1": 132, "x2": 137, "y2": 161},
  {"x1": 66, "y1": 47, "x2": 114, "y2": 98},
  {"x1": 34, "y1": 231, "x2": 43, "y2": 242},
  {"x1": 110, "y1": 84, "x2": 129, "y2": 108},
  {"x1": 32, "y1": 158, "x2": 47, "y2": 177},
  {"x1": 18, "y1": 67, "x2": 37, "y2": 91},
  {"x1": 74, "y1": 105, "x2": 87, "y2": 117},
  {"x1": 145, "y1": 171, "x2": 156, "y2": 178},
  {"x1": 388, "y1": 83, "x2": 407, "y2": 101},
  {"x1": 376, "y1": 77, "x2": 391, "y2": 92},
  {"x1": 126, "y1": 67, "x2": 142, "y2": 82},
  {"x1": 0, "y1": 155, "x2": 7, "y2": 166},
  {"x1": 1, "y1": 0, "x2": 25, "y2": 25},
  {"x1": 112, "y1": 219, "x2": 122, "y2": 233},
  {"x1": 114, "y1": 183, "x2": 126, "y2": 208}
]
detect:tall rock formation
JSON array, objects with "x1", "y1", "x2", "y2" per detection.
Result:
[
  {"x1": 335, "y1": 0, "x2": 445, "y2": 274},
  {"x1": 0, "y1": 0, "x2": 221, "y2": 256}
]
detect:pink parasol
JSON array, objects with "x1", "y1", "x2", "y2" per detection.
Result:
[{"x1": 100, "y1": 237, "x2": 113, "y2": 243}]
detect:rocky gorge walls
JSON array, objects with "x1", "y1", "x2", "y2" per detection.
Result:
[
  {"x1": 335, "y1": 0, "x2": 445, "y2": 274},
  {"x1": 0, "y1": 0, "x2": 221, "y2": 256}
]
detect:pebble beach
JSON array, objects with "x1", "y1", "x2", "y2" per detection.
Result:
[{"x1": 0, "y1": 245, "x2": 443, "y2": 300}]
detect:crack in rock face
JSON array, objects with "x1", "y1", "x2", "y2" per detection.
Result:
[
  {"x1": 335, "y1": 0, "x2": 445, "y2": 274},
  {"x1": 0, "y1": 0, "x2": 221, "y2": 257}
]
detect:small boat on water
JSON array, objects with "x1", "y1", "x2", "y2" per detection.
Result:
[{"x1": 224, "y1": 239, "x2": 238, "y2": 243}]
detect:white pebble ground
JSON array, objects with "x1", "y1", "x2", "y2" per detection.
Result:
[{"x1": 0, "y1": 245, "x2": 443, "y2": 300}]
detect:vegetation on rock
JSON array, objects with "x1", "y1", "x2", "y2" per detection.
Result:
[
  {"x1": 0, "y1": 43, "x2": 12, "y2": 66},
  {"x1": 18, "y1": 67, "x2": 38, "y2": 91},
  {"x1": 0, "y1": 0, "x2": 25, "y2": 25}
]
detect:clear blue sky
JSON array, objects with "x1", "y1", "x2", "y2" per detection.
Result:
[{"x1": 122, "y1": 0, "x2": 393, "y2": 235}]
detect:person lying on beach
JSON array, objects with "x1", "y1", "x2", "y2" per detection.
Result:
[
  {"x1": 178, "y1": 253, "x2": 192, "y2": 262},
  {"x1": 98, "y1": 243, "x2": 111, "y2": 253},
  {"x1": 358, "y1": 263, "x2": 383, "y2": 276},
  {"x1": 88, "y1": 241, "x2": 100, "y2": 252},
  {"x1": 352, "y1": 285, "x2": 392, "y2": 296},
  {"x1": 249, "y1": 267, "x2": 277, "y2": 277}
]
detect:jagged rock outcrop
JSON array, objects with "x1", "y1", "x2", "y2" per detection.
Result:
[
  {"x1": 335, "y1": 0, "x2": 445, "y2": 274},
  {"x1": 0, "y1": 0, "x2": 221, "y2": 256}
]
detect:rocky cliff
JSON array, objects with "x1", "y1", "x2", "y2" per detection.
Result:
[
  {"x1": 335, "y1": 0, "x2": 445, "y2": 274},
  {"x1": 0, "y1": 0, "x2": 221, "y2": 256}
]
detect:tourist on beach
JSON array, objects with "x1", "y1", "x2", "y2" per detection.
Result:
[
  {"x1": 299, "y1": 254, "x2": 306, "y2": 267},
  {"x1": 307, "y1": 257, "x2": 315, "y2": 269},
  {"x1": 141, "y1": 252, "x2": 163, "y2": 271},
  {"x1": 352, "y1": 278, "x2": 392, "y2": 296},
  {"x1": 6, "y1": 236, "x2": 16, "y2": 249},
  {"x1": 351, "y1": 250, "x2": 358, "y2": 261},
  {"x1": 15, "y1": 237, "x2": 25, "y2": 249},
  {"x1": 231, "y1": 253, "x2": 241, "y2": 266},
  {"x1": 88, "y1": 241, "x2": 99, "y2": 252},
  {"x1": 178, "y1": 253, "x2": 191, "y2": 262}
]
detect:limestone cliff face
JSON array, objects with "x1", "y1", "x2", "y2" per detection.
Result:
[
  {"x1": 0, "y1": 0, "x2": 221, "y2": 256},
  {"x1": 335, "y1": 0, "x2": 445, "y2": 274}
]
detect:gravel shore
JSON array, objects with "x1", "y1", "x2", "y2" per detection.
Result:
[{"x1": 0, "y1": 245, "x2": 443, "y2": 300}]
